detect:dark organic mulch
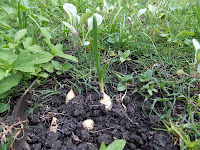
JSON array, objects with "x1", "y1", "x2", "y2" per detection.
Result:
[{"x1": 27, "y1": 82, "x2": 179, "y2": 150}]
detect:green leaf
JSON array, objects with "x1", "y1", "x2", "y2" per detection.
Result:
[
  {"x1": 122, "y1": 74, "x2": 133, "y2": 82},
  {"x1": 0, "y1": 103, "x2": 10, "y2": 113},
  {"x1": 39, "y1": 72, "x2": 49, "y2": 78},
  {"x1": 40, "y1": 63, "x2": 54, "y2": 73},
  {"x1": 93, "y1": 16, "x2": 100, "y2": 78},
  {"x1": 43, "y1": 39, "x2": 54, "y2": 51},
  {"x1": 28, "y1": 44, "x2": 46, "y2": 53},
  {"x1": 120, "y1": 57, "x2": 126, "y2": 63},
  {"x1": 117, "y1": 81, "x2": 126, "y2": 91},
  {"x1": 0, "y1": 68, "x2": 6, "y2": 81},
  {"x1": 80, "y1": 13, "x2": 93, "y2": 26},
  {"x1": 0, "y1": 21, "x2": 12, "y2": 30},
  {"x1": 0, "y1": 35, "x2": 13, "y2": 43},
  {"x1": 63, "y1": 63, "x2": 73, "y2": 71},
  {"x1": 55, "y1": 52, "x2": 78, "y2": 62},
  {"x1": 52, "y1": 60, "x2": 63, "y2": 71},
  {"x1": 100, "y1": 62, "x2": 109, "y2": 80},
  {"x1": 107, "y1": 140, "x2": 126, "y2": 150},
  {"x1": 0, "y1": 91, "x2": 9, "y2": 99},
  {"x1": 7, "y1": 43, "x2": 18, "y2": 49},
  {"x1": 37, "y1": 15, "x2": 50, "y2": 22},
  {"x1": 54, "y1": 44, "x2": 63, "y2": 52},
  {"x1": 197, "y1": 0, "x2": 200, "y2": 26},
  {"x1": 148, "y1": 89, "x2": 153, "y2": 96},
  {"x1": 123, "y1": 50, "x2": 130, "y2": 58},
  {"x1": 63, "y1": 21, "x2": 77, "y2": 34},
  {"x1": 22, "y1": 37, "x2": 33, "y2": 49},
  {"x1": 0, "y1": 49, "x2": 18, "y2": 64},
  {"x1": 114, "y1": 72, "x2": 123, "y2": 80},
  {"x1": 13, "y1": 51, "x2": 53, "y2": 72},
  {"x1": 0, "y1": 58, "x2": 12, "y2": 70},
  {"x1": 14, "y1": 29, "x2": 27, "y2": 42},
  {"x1": 40, "y1": 27, "x2": 51, "y2": 40},
  {"x1": 56, "y1": 71, "x2": 62, "y2": 75},
  {"x1": 99, "y1": 142, "x2": 106, "y2": 150},
  {"x1": 0, "y1": 74, "x2": 22, "y2": 94},
  {"x1": 144, "y1": 69, "x2": 153, "y2": 79}
]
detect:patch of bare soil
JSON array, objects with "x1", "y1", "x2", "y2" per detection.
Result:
[{"x1": 26, "y1": 80, "x2": 179, "y2": 150}]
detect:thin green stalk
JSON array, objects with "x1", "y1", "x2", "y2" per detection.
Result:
[
  {"x1": 18, "y1": 0, "x2": 22, "y2": 29},
  {"x1": 93, "y1": 16, "x2": 101, "y2": 81}
]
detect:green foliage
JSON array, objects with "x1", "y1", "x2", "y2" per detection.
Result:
[
  {"x1": 0, "y1": 102, "x2": 10, "y2": 113},
  {"x1": 118, "y1": 50, "x2": 131, "y2": 63},
  {"x1": 137, "y1": 69, "x2": 158, "y2": 96},
  {"x1": 114, "y1": 72, "x2": 133, "y2": 91},
  {"x1": 0, "y1": 27, "x2": 77, "y2": 98},
  {"x1": 99, "y1": 140, "x2": 126, "y2": 150},
  {"x1": 162, "y1": 119, "x2": 200, "y2": 149}
]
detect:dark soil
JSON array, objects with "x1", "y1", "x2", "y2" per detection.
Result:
[{"x1": 25, "y1": 78, "x2": 179, "y2": 150}]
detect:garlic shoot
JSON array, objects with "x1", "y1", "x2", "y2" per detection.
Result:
[
  {"x1": 82, "y1": 119, "x2": 94, "y2": 130},
  {"x1": 66, "y1": 89, "x2": 76, "y2": 104}
]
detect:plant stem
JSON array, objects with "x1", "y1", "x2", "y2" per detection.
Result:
[
  {"x1": 93, "y1": 16, "x2": 101, "y2": 84},
  {"x1": 99, "y1": 77, "x2": 104, "y2": 93}
]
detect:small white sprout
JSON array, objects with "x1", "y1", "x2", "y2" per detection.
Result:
[
  {"x1": 82, "y1": 119, "x2": 94, "y2": 130},
  {"x1": 66, "y1": 89, "x2": 76, "y2": 104}
]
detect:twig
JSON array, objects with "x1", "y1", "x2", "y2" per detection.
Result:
[{"x1": 89, "y1": 126, "x2": 115, "y2": 133}]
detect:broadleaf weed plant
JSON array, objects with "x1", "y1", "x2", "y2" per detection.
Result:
[{"x1": 0, "y1": 26, "x2": 77, "y2": 103}]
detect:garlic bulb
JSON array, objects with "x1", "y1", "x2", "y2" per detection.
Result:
[
  {"x1": 66, "y1": 89, "x2": 75, "y2": 104},
  {"x1": 82, "y1": 119, "x2": 94, "y2": 130},
  {"x1": 100, "y1": 92, "x2": 112, "y2": 110}
]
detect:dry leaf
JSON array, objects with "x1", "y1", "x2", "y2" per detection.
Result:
[{"x1": 12, "y1": 94, "x2": 32, "y2": 150}]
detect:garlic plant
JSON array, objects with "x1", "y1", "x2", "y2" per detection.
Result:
[
  {"x1": 93, "y1": 16, "x2": 112, "y2": 110},
  {"x1": 62, "y1": 3, "x2": 102, "y2": 46}
]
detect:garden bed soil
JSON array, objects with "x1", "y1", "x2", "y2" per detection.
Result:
[{"x1": 24, "y1": 79, "x2": 179, "y2": 150}]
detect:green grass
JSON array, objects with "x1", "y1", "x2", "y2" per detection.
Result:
[{"x1": 1, "y1": 0, "x2": 200, "y2": 149}]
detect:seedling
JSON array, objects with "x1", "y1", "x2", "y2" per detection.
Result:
[
  {"x1": 99, "y1": 139, "x2": 126, "y2": 150},
  {"x1": 114, "y1": 72, "x2": 133, "y2": 91},
  {"x1": 137, "y1": 69, "x2": 158, "y2": 96},
  {"x1": 93, "y1": 16, "x2": 111, "y2": 109},
  {"x1": 62, "y1": 3, "x2": 102, "y2": 47},
  {"x1": 118, "y1": 50, "x2": 131, "y2": 63}
]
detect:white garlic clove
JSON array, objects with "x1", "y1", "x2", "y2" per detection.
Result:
[
  {"x1": 66, "y1": 89, "x2": 76, "y2": 104},
  {"x1": 82, "y1": 119, "x2": 94, "y2": 130},
  {"x1": 50, "y1": 117, "x2": 59, "y2": 133},
  {"x1": 100, "y1": 92, "x2": 112, "y2": 110}
]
